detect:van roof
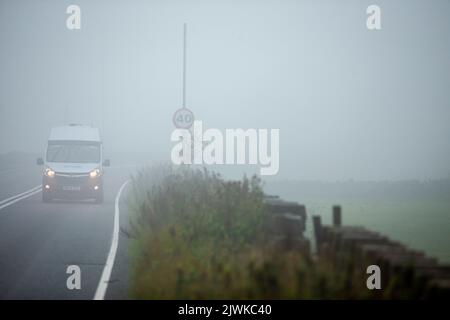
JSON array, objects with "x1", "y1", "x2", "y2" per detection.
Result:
[{"x1": 48, "y1": 124, "x2": 101, "y2": 142}]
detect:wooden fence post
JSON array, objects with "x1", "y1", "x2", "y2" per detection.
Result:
[
  {"x1": 333, "y1": 205, "x2": 342, "y2": 227},
  {"x1": 313, "y1": 215, "x2": 322, "y2": 252}
]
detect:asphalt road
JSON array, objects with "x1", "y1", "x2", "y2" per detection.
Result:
[{"x1": 0, "y1": 165, "x2": 135, "y2": 299}]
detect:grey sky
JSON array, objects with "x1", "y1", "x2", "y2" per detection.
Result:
[{"x1": 0, "y1": 0, "x2": 449, "y2": 180}]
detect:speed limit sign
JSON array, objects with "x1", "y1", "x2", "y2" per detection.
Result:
[{"x1": 173, "y1": 108, "x2": 195, "y2": 129}]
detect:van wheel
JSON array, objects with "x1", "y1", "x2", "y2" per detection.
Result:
[{"x1": 42, "y1": 192, "x2": 52, "y2": 203}]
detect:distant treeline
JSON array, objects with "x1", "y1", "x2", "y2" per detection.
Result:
[{"x1": 265, "y1": 179, "x2": 450, "y2": 202}]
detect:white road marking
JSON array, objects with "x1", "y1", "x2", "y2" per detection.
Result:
[
  {"x1": 93, "y1": 180, "x2": 130, "y2": 300},
  {"x1": 0, "y1": 185, "x2": 42, "y2": 210},
  {"x1": 0, "y1": 185, "x2": 41, "y2": 205}
]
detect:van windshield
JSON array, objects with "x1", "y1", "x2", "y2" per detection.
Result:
[{"x1": 46, "y1": 142, "x2": 100, "y2": 163}]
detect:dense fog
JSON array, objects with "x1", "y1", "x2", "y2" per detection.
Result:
[{"x1": 1, "y1": 0, "x2": 449, "y2": 180}]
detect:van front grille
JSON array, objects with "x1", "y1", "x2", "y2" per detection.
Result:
[{"x1": 55, "y1": 173, "x2": 89, "y2": 178}]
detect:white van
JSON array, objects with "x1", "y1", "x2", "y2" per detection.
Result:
[{"x1": 37, "y1": 124, "x2": 110, "y2": 203}]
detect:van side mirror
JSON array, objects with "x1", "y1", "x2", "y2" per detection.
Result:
[
  {"x1": 103, "y1": 159, "x2": 110, "y2": 167},
  {"x1": 36, "y1": 158, "x2": 44, "y2": 166}
]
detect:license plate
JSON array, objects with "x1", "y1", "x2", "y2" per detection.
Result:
[{"x1": 63, "y1": 186, "x2": 81, "y2": 191}]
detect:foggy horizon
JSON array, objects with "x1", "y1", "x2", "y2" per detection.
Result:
[{"x1": 1, "y1": 0, "x2": 449, "y2": 181}]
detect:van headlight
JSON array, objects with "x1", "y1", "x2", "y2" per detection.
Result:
[
  {"x1": 44, "y1": 168, "x2": 55, "y2": 177},
  {"x1": 89, "y1": 169, "x2": 100, "y2": 178}
]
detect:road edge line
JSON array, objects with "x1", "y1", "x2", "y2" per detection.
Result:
[
  {"x1": 0, "y1": 185, "x2": 42, "y2": 206},
  {"x1": 0, "y1": 187, "x2": 42, "y2": 211},
  {"x1": 93, "y1": 180, "x2": 130, "y2": 300}
]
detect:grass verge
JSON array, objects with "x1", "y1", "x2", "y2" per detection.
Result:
[{"x1": 127, "y1": 165, "x2": 414, "y2": 299}]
